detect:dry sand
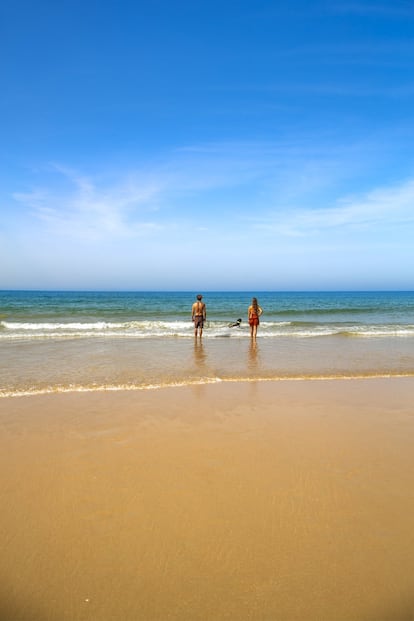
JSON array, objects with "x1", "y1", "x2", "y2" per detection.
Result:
[{"x1": 1, "y1": 378, "x2": 414, "y2": 621}]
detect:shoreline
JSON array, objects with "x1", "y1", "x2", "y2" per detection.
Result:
[
  {"x1": 2, "y1": 370, "x2": 414, "y2": 399},
  {"x1": 1, "y1": 377, "x2": 414, "y2": 620}
]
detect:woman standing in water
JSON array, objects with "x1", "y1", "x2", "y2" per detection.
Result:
[{"x1": 248, "y1": 297, "x2": 263, "y2": 339}]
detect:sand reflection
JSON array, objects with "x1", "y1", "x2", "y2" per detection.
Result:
[
  {"x1": 193, "y1": 339, "x2": 207, "y2": 370},
  {"x1": 191, "y1": 339, "x2": 209, "y2": 398},
  {"x1": 248, "y1": 338, "x2": 259, "y2": 371}
]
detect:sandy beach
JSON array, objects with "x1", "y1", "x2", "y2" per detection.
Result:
[{"x1": 1, "y1": 378, "x2": 414, "y2": 621}]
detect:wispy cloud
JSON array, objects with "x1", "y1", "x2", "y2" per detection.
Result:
[
  {"x1": 253, "y1": 178, "x2": 414, "y2": 237},
  {"x1": 13, "y1": 165, "x2": 164, "y2": 240},
  {"x1": 10, "y1": 145, "x2": 293, "y2": 236},
  {"x1": 11, "y1": 140, "x2": 414, "y2": 247}
]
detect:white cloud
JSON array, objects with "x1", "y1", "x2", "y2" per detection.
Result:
[
  {"x1": 5, "y1": 158, "x2": 414, "y2": 290},
  {"x1": 253, "y1": 178, "x2": 414, "y2": 237},
  {"x1": 10, "y1": 146, "x2": 414, "y2": 251},
  {"x1": 12, "y1": 165, "x2": 163, "y2": 240},
  {"x1": 9, "y1": 146, "x2": 289, "y2": 241}
]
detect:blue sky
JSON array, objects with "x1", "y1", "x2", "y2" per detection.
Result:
[{"x1": 1, "y1": 0, "x2": 414, "y2": 290}]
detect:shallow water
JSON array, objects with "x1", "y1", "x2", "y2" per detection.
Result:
[{"x1": 2, "y1": 290, "x2": 414, "y2": 396}]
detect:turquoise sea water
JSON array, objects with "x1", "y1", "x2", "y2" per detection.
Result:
[{"x1": 1, "y1": 290, "x2": 414, "y2": 396}]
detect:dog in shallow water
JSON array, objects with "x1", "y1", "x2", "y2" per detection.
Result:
[{"x1": 228, "y1": 318, "x2": 242, "y2": 328}]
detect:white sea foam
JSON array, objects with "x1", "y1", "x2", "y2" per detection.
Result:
[
  {"x1": 2, "y1": 373, "x2": 414, "y2": 399},
  {"x1": 0, "y1": 377, "x2": 224, "y2": 398},
  {"x1": 1, "y1": 320, "x2": 414, "y2": 340},
  {"x1": 2, "y1": 321, "x2": 127, "y2": 330}
]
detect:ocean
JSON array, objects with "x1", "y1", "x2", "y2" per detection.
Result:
[{"x1": 1, "y1": 290, "x2": 414, "y2": 397}]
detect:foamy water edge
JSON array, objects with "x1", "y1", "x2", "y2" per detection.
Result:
[{"x1": 2, "y1": 373, "x2": 414, "y2": 399}]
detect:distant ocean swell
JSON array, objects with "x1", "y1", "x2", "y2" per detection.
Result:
[{"x1": 2, "y1": 320, "x2": 414, "y2": 339}]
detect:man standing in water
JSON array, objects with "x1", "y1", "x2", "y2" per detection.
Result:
[{"x1": 192, "y1": 294, "x2": 206, "y2": 338}]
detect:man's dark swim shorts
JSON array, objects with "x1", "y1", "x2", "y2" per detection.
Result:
[{"x1": 194, "y1": 316, "x2": 204, "y2": 328}]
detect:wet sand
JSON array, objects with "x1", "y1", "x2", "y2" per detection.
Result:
[{"x1": 1, "y1": 378, "x2": 414, "y2": 621}]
